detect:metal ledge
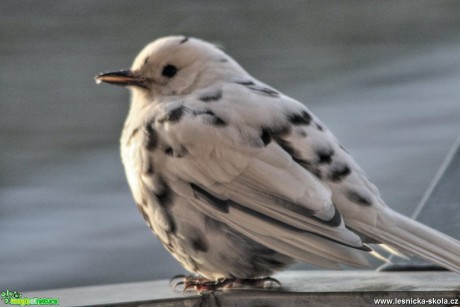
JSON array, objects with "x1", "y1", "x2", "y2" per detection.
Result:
[{"x1": 23, "y1": 271, "x2": 460, "y2": 307}]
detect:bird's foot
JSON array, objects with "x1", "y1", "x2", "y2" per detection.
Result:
[{"x1": 170, "y1": 275, "x2": 281, "y2": 293}]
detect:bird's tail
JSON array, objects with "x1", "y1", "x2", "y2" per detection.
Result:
[{"x1": 350, "y1": 208, "x2": 460, "y2": 273}]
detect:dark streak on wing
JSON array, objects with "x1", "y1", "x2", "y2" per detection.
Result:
[
  {"x1": 235, "y1": 80, "x2": 255, "y2": 86},
  {"x1": 288, "y1": 110, "x2": 312, "y2": 126},
  {"x1": 262, "y1": 125, "x2": 291, "y2": 137},
  {"x1": 199, "y1": 89, "x2": 223, "y2": 102},
  {"x1": 207, "y1": 115, "x2": 227, "y2": 127},
  {"x1": 269, "y1": 196, "x2": 316, "y2": 217},
  {"x1": 193, "y1": 109, "x2": 227, "y2": 127},
  {"x1": 274, "y1": 138, "x2": 299, "y2": 157},
  {"x1": 260, "y1": 128, "x2": 272, "y2": 146},
  {"x1": 235, "y1": 80, "x2": 279, "y2": 98},
  {"x1": 267, "y1": 130, "x2": 325, "y2": 179},
  {"x1": 251, "y1": 86, "x2": 279, "y2": 97},
  {"x1": 294, "y1": 158, "x2": 323, "y2": 179},
  {"x1": 229, "y1": 198, "x2": 370, "y2": 252},
  {"x1": 180, "y1": 37, "x2": 189, "y2": 44},
  {"x1": 191, "y1": 183, "x2": 230, "y2": 213},
  {"x1": 328, "y1": 163, "x2": 351, "y2": 182},
  {"x1": 347, "y1": 190, "x2": 373, "y2": 206},
  {"x1": 312, "y1": 205, "x2": 342, "y2": 227}
]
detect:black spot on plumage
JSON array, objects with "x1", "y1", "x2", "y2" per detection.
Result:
[
  {"x1": 161, "y1": 106, "x2": 184, "y2": 123},
  {"x1": 347, "y1": 190, "x2": 373, "y2": 206},
  {"x1": 155, "y1": 177, "x2": 173, "y2": 207},
  {"x1": 179, "y1": 37, "x2": 189, "y2": 44},
  {"x1": 328, "y1": 163, "x2": 351, "y2": 182},
  {"x1": 191, "y1": 183, "x2": 229, "y2": 213},
  {"x1": 199, "y1": 89, "x2": 222, "y2": 102},
  {"x1": 260, "y1": 128, "x2": 272, "y2": 146},
  {"x1": 200, "y1": 110, "x2": 227, "y2": 127},
  {"x1": 288, "y1": 110, "x2": 312, "y2": 126},
  {"x1": 209, "y1": 115, "x2": 227, "y2": 127},
  {"x1": 143, "y1": 56, "x2": 149, "y2": 65},
  {"x1": 218, "y1": 58, "x2": 228, "y2": 63},
  {"x1": 143, "y1": 124, "x2": 158, "y2": 151},
  {"x1": 316, "y1": 147, "x2": 334, "y2": 164},
  {"x1": 164, "y1": 147, "x2": 173, "y2": 156},
  {"x1": 316, "y1": 123, "x2": 324, "y2": 131},
  {"x1": 191, "y1": 236, "x2": 208, "y2": 252}
]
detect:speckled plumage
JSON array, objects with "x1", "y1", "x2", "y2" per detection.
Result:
[{"x1": 97, "y1": 36, "x2": 460, "y2": 280}]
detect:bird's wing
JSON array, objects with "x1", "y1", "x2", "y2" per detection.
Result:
[{"x1": 148, "y1": 80, "x2": 371, "y2": 268}]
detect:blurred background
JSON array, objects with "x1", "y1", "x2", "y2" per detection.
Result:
[{"x1": 1, "y1": 0, "x2": 460, "y2": 292}]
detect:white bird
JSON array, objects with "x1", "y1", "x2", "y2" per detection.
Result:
[{"x1": 96, "y1": 36, "x2": 460, "y2": 290}]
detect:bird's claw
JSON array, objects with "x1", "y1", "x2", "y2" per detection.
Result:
[{"x1": 169, "y1": 275, "x2": 282, "y2": 293}]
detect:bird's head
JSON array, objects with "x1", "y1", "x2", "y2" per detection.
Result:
[{"x1": 96, "y1": 36, "x2": 246, "y2": 99}]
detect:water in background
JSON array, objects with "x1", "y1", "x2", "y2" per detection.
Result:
[{"x1": 1, "y1": 1, "x2": 460, "y2": 291}]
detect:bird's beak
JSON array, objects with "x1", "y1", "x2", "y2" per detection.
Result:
[{"x1": 95, "y1": 70, "x2": 148, "y2": 89}]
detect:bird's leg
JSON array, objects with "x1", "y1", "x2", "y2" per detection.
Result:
[{"x1": 170, "y1": 275, "x2": 281, "y2": 293}]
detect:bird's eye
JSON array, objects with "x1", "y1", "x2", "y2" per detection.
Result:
[{"x1": 162, "y1": 64, "x2": 178, "y2": 78}]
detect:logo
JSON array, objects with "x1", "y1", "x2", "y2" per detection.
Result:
[{"x1": 1, "y1": 290, "x2": 59, "y2": 306}]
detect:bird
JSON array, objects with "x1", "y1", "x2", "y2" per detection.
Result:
[{"x1": 95, "y1": 36, "x2": 460, "y2": 291}]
